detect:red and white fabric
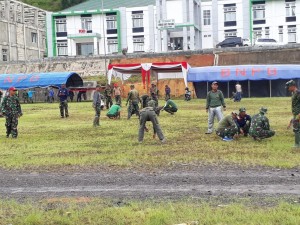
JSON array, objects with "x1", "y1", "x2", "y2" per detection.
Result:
[{"x1": 107, "y1": 62, "x2": 190, "y2": 88}]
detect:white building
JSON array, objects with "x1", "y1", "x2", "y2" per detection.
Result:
[
  {"x1": 46, "y1": 0, "x2": 201, "y2": 57},
  {"x1": 201, "y1": 0, "x2": 300, "y2": 48},
  {"x1": 0, "y1": 0, "x2": 47, "y2": 62},
  {"x1": 156, "y1": 0, "x2": 201, "y2": 51}
]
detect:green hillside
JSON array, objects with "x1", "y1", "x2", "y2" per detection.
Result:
[{"x1": 20, "y1": 0, "x2": 88, "y2": 12}]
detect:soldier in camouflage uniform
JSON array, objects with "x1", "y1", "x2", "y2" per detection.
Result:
[
  {"x1": 147, "y1": 99, "x2": 162, "y2": 116},
  {"x1": 138, "y1": 106, "x2": 165, "y2": 143},
  {"x1": 1, "y1": 87, "x2": 22, "y2": 138},
  {"x1": 57, "y1": 84, "x2": 69, "y2": 118},
  {"x1": 249, "y1": 107, "x2": 275, "y2": 141},
  {"x1": 104, "y1": 84, "x2": 113, "y2": 109},
  {"x1": 216, "y1": 111, "x2": 239, "y2": 141},
  {"x1": 126, "y1": 84, "x2": 140, "y2": 119},
  {"x1": 92, "y1": 85, "x2": 103, "y2": 126},
  {"x1": 286, "y1": 80, "x2": 300, "y2": 148}
]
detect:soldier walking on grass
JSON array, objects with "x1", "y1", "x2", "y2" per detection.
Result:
[
  {"x1": 138, "y1": 105, "x2": 165, "y2": 143},
  {"x1": 286, "y1": 80, "x2": 300, "y2": 148},
  {"x1": 126, "y1": 84, "x2": 140, "y2": 119},
  {"x1": 1, "y1": 87, "x2": 22, "y2": 138},
  {"x1": 205, "y1": 81, "x2": 226, "y2": 134},
  {"x1": 58, "y1": 84, "x2": 69, "y2": 118},
  {"x1": 93, "y1": 85, "x2": 103, "y2": 126},
  {"x1": 249, "y1": 107, "x2": 275, "y2": 141}
]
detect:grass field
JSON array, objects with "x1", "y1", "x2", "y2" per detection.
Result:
[
  {"x1": 0, "y1": 97, "x2": 299, "y2": 170},
  {"x1": 0, "y1": 199, "x2": 300, "y2": 225}
]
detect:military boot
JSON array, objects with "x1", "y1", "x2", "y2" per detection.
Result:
[
  {"x1": 93, "y1": 117, "x2": 98, "y2": 127},
  {"x1": 96, "y1": 117, "x2": 100, "y2": 126},
  {"x1": 293, "y1": 132, "x2": 300, "y2": 148}
]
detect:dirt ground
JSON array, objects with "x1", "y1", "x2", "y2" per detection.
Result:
[{"x1": 0, "y1": 165, "x2": 299, "y2": 202}]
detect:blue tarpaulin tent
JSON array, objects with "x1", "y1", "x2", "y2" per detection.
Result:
[
  {"x1": 0, "y1": 72, "x2": 83, "y2": 89},
  {"x1": 187, "y1": 65, "x2": 300, "y2": 98}
]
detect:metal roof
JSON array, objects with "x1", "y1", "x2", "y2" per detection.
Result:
[{"x1": 62, "y1": 0, "x2": 156, "y2": 12}]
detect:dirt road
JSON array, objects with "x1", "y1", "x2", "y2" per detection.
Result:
[{"x1": 0, "y1": 166, "x2": 299, "y2": 200}]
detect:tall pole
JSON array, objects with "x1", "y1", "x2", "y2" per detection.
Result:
[{"x1": 102, "y1": 0, "x2": 108, "y2": 77}]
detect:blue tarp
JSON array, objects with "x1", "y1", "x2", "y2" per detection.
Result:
[
  {"x1": 0, "y1": 72, "x2": 83, "y2": 89},
  {"x1": 187, "y1": 64, "x2": 300, "y2": 82}
]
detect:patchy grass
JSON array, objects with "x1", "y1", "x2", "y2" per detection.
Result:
[
  {"x1": 0, "y1": 97, "x2": 299, "y2": 170},
  {"x1": 0, "y1": 198, "x2": 299, "y2": 225}
]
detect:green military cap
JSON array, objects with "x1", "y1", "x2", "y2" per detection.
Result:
[
  {"x1": 239, "y1": 107, "x2": 246, "y2": 112},
  {"x1": 130, "y1": 84, "x2": 134, "y2": 88},
  {"x1": 259, "y1": 107, "x2": 268, "y2": 114},
  {"x1": 285, "y1": 80, "x2": 296, "y2": 88}
]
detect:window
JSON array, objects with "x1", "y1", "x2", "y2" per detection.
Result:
[
  {"x1": 203, "y1": 10, "x2": 211, "y2": 26},
  {"x1": 224, "y1": 6, "x2": 236, "y2": 22},
  {"x1": 253, "y1": 28, "x2": 262, "y2": 40},
  {"x1": 288, "y1": 25, "x2": 296, "y2": 43},
  {"x1": 55, "y1": 18, "x2": 67, "y2": 32},
  {"x1": 57, "y1": 41, "x2": 68, "y2": 56},
  {"x1": 224, "y1": 29, "x2": 237, "y2": 38},
  {"x1": 106, "y1": 15, "x2": 117, "y2": 29},
  {"x1": 76, "y1": 43, "x2": 93, "y2": 56},
  {"x1": 265, "y1": 27, "x2": 270, "y2": 38},
  {"x1": 31, "y1": 32, "x2": 37, "y2": 43},
  {"x1": 2, "y1": 49, "x2": 8, "y2": 61},
  {"x1": 133, "y1": 36, "x2": 144, "y2": 52},
  {"x1": 286, "y1": 2, "x2": 296, "y2": 17},
  {"x1": 107, "y1": 38, "x2": 118, "y2": 53},
  {"x1": 132, "y1": 13, "x2": 143, "y2": 28},
  {"x1": 253, "y1": 4, "x2": 265, "y2": 20},
  {"x1": 81, "y1": 17, "x2": 92, "y2": 31},
  {"x1": 279, "y1": 26, "x2": 283, "y2": 42}
]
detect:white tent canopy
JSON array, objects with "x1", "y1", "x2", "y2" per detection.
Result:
[{"x1": 108, "y1": 62, "x2": 190, "y2": 88}]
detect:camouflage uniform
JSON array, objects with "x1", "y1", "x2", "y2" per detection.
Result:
[
  {"x1": 249, "y1": 109, "x2": 275, "y2": 140},
  {"x1": 216, "y1": 114, "x2": 239, "y2": 138},
  {"x1": 104, "y1": 86, "x2": 113, "y2": 109},
  {"x1": 93, "y1": 91, "x2": 103, "y2": 126},
  {"x1": 58, "y1": 87, "x2": 69, "y2": 118},
  {"x1": 139, "y1": 107, "x2": 165, "y2": 142},
  {"x1": 127, "y1": 88, "x2": 140, "y2": 119},
  {"x1": 289, "y1": 83, "x2": 300, "y2": 147},
  {"x1": 1, "y1": 95, "x2": 22, "y2": 138}
]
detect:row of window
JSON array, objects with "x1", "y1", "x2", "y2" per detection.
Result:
[
  {"x1": 57, "y1": 36, "x2": 145, "y2": 56},
  {"x1": 253, "y1": 25, "x2": 297, "y2": 43},
  {"x1": 214, "y1": 25, "x2": 297, "y2": 43},
  {"x1": 55, "y1": 12, "x2": 144, "y2": 33},
  {"x1": 203, "y1": 0, "x2": 297, "y2": 27}
]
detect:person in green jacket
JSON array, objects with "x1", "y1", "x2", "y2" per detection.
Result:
[
  {"x1": 205, "y1": 81, "x2": 226, "y2": 134},
  {"x1": 162, "y1": 99, "x2": 178, "y2": 115},
  {"x1": 216, "y1": 111, "x2": 239, "y2": 141},
  {"x1": 107, "y1": 103, "x2": 121, "y2": 119}
]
